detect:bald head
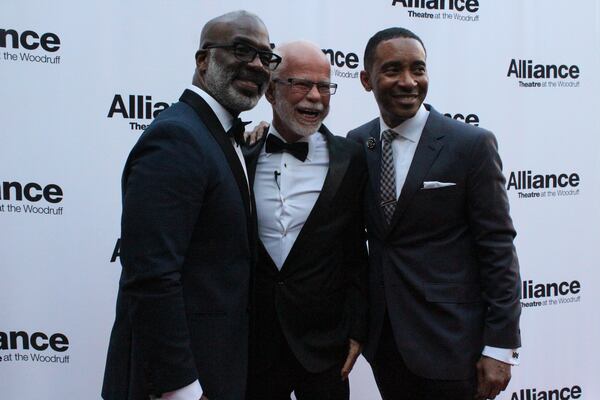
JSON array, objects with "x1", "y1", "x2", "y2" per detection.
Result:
[
  {"x1": 266, "y1": 40, "x2": 333, "y2": 142},
  {"x1": 272, "y1": 41, "x2": 330, "y2": 79},
  {"x1": 193, "y1": 10, "x2": 272, "y2": 115},
  {"x1": 199, "y1": 10, "x2": 268, "y2": 50}
]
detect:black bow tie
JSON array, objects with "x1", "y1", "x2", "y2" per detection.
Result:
[
  {"x1": 227, "y1": 118, "x2": 251, "y2": 146},
  {"x1": 265, "y1": 134, "x2": 309, "y2": 162}
]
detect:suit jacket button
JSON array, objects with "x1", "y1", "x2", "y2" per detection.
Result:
[{"x1": 277, "y1": 281, "x2": 285, "y2": 285}]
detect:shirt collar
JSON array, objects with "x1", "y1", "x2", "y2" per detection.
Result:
[
  {"x1": 266, "y1": 123, "x2": 322, "y2": 162},
  {"x1": 379, "y1": 104, "x2": 430, "y2": 143},
  {"x1": 187, "y1": 85, "x2": 234, "y2": 132}
]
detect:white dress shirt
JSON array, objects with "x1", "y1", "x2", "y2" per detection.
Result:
[
  {"x1": 254, "y1": 126, "x2": 329, "y2": 269},
  {"x1": 382, "y1": 104, "x2": 519, "y2": 366},
  {"x1": 379, "y1": 104, "x2": 429, "y2": 198},
  {"x1": 159, "y1": 85, "x2": 252, "y2": 400}
]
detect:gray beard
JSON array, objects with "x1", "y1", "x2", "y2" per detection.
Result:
[
  {"x1": 204, "y1": 55, "x2": 263, "y2": 113},
  {"x1": 273, "y1": 90, "x2": 328, "y2": 138}
]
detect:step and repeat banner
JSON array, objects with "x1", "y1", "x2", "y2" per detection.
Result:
[{"x1": 1, "y1": 1, "x2": 599, "y2": 398}]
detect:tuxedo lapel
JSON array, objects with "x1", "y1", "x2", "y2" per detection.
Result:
[
  {"x1": 387, "y1": 108, "x2": 445, "y2": 234},
  {"x1": 279, "y1": 125, "x2": 351, "y2": 276},
  {"x1": 179, "y1": 90, "x2": 252, "y2": 219},
  {"x1": 243, "y1": 132, "x2": 268, "y2": 188},
  {"x1": 357, "y1": 119, "x2": 389, "y2": 233}
]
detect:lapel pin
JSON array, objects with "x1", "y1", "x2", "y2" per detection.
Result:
[{"x1": 367, "y1": 137, "x2": 376, "y2": 150}]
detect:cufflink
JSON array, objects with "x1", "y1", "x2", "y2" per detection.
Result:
[
  {"x1": 512, "y1": 351, "x2": 519, "y2": 359},
  {"x1": 367, "y1": 137, "x2": 376, "y2": 150}
]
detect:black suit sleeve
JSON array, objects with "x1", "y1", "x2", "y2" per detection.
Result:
[
  {"x1": 119, "y1": 122, "x2": 205, "y2": 393},
  {"x1": 466, "y1": 130, "x2": 521, "y2": 349},
  {"x1": 343, "y1": 147, "x2": 370, "y2": 343}
]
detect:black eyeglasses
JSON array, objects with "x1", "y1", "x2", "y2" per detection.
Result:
[
  {"x1": 273, "y1": 78, "x2": 338, "y2": 95},
  {"x1": 204, "y1": 42, "x2": 282, "y2": 70}
]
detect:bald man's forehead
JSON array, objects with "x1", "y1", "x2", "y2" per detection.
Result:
[
  {"x1": 202, "y1": 17, "x2": 270, "y2": 50},
  {"x1": 279, "y1": 54, "x2": 331, "y2": 79}
]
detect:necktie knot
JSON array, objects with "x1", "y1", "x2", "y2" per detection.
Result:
[
  {"x1": 227, "y1": 118, "x2": 251, "y2": 146},
  {"x1": 265, "y1": 134, "x2": 309, "y2": 162},
  {"x1": 382, "y1": 129, "x2": 398, "y2": 143}
]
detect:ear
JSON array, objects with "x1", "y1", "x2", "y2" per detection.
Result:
[
  {"x1": 360, "y1": 70, "x2": 372, "y2": 92},
  {"x1": 265, "y1": 81, "x2": 276, "y2": 105},
  {"x1": 195, "y1": 49, "x2": 208, "y2": 74}
]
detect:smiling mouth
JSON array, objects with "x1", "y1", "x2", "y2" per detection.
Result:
[
  {"x1": 235, "y1": 79, "x2": 260, "y2": 91},
  {"x1": 393, "y1": 93, "x2": 418, "y2": 98},
  {"x1": 392, "y1": 94, "x2": 420, "y2": 104},
  {"x1": 296, "y1": 107, "x2": 322, "y2": 121}
]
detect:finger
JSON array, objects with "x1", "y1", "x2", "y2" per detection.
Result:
[
  {"x1": 476, "y1": 366, "x2": 493, "y2": 399},
  {"x1": 476, "y1": 362, "x2": 485, "y2": 398},
  {"x1": 501, "y1": 370, "x2": 511, "y2": 390},
  {"x1": 340, "y1": 353, "x2": 354, "y2": 380}
]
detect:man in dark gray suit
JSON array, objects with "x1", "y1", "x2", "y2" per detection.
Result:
[
  {"x1": 348, "y1": 28, "x2": 522, "y2": 400},
  {"x1": 102, "y1": 11, "x2": 280, "y2": 400}
]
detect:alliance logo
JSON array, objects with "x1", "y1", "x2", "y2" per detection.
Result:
[
  {"x1": 511, "y1": 385, "x2": 582, "y2": 400},
  {"x1": 391, "y1": 0, "x2": 480, "y2": 22},
  {"x1": 506, "y1": 171, "x2": 580, "y2": 199},
  {"x1": 443, "y1": 112, "x2": 479, "y2": 126},
  {"x1": 0, "y1": 28, "x2": 61, "y2": 64},
  {"x1": 507, "y1": 59, "x2": 581, "y2": 88},
  {"x1": 107, "y1": 94, "x2": 170, "y2": 131},
  {"x1": 0, "y1": 180, "x2": 64, "y2": 215},
  {"x1": 521, "y1": 279, "x2": 581, "y2": 309},
  {"x1": 1, "y1": 330, "x2": 70, "y2": 364},
  {"x1": 321, "y1": 48, "x2": 360, "y2": 79},
  {"x1": 110, "y1": 238, "x2": 121, "y2": 263}
]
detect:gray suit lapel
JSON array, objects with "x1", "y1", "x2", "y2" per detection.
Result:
[{"x1": 361, "y1": 120, "x2": 382, "y2": 196}]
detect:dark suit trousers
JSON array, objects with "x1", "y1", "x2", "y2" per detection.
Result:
[
  {"x1": 247, "y1": 335, "x2": 349, "y2": 400},
  {"x1": 371, "y1": 313, "x2": 476, "y2": 400}
]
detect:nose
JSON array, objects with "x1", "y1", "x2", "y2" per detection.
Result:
[
  {"x1": 396, "y1": 71, "x2": 417, "y2": 89},
  {"x1": 305, "y1": 84, "x2": 322, "y2": 102}
]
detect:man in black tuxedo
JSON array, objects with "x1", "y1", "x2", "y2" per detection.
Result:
[
  {"x1": 348, "y1": 28, "x2": 522, "y2": 400},
  {"x1": 244, "y1": 41, "x2": 369, "y2": 400},
  {"x1": 102, "y1": 11, "x2": 281, "y2": 400}
]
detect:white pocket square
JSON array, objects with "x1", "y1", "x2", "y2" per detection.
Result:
[{"x1": 421, "y1": 181, "x2": 456, "y2": 189}]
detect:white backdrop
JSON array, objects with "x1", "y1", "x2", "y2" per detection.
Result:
[{"x1": 1, "y1": 1, "x2": 599, "y2": 398}]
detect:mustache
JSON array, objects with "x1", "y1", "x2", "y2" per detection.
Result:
[
  {"x1": 236, "y1": 69, "x2": 270, "y2": 86},
  {"x1": 392, "y1": 91, "x2": 419, "y2": 96},
  {"x1": 297, "y1": 103, "x2": 325, "y2": 112}
]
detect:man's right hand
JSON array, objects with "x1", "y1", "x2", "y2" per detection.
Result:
[{"x1": 475, "y1": 356, "x2": 511, "y2": 399}]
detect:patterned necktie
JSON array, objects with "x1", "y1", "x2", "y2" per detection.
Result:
[{"x1": 380, "y1": 129, "x2": 398, "y2": 225}]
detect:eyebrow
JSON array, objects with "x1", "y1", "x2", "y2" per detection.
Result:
[
  {"x1": 231, "y1": 36, "x2": 272, "y2": 51},
  {"x1": 380, "y1": 60, "x2": 426, "y2": 69}
]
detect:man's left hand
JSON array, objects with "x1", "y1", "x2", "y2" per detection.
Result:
[
  {"x1": 244, "y1": 121, "x2": 269, "y2": 145},
  {"x1": 475, "y1": 356, "x2": 511, "y2": 399},
  {"x1": 341, "y1": 339, "x2": 363, "y2": 381}
]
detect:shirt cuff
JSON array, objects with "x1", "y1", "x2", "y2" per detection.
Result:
[
  {"x1": 482, "y1": 346, "x2": 520, "y2": 366},
  {"x1": 158, "y1": 380, "x2": 202, "y2": 400}
]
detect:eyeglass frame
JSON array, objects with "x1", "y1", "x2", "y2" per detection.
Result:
[
  {"x1": 272, "y1": 78, "x2": 338, "y2": 95},
  {"x1": 203, "y1": 42, "x2": 282, "y2": 71}
]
